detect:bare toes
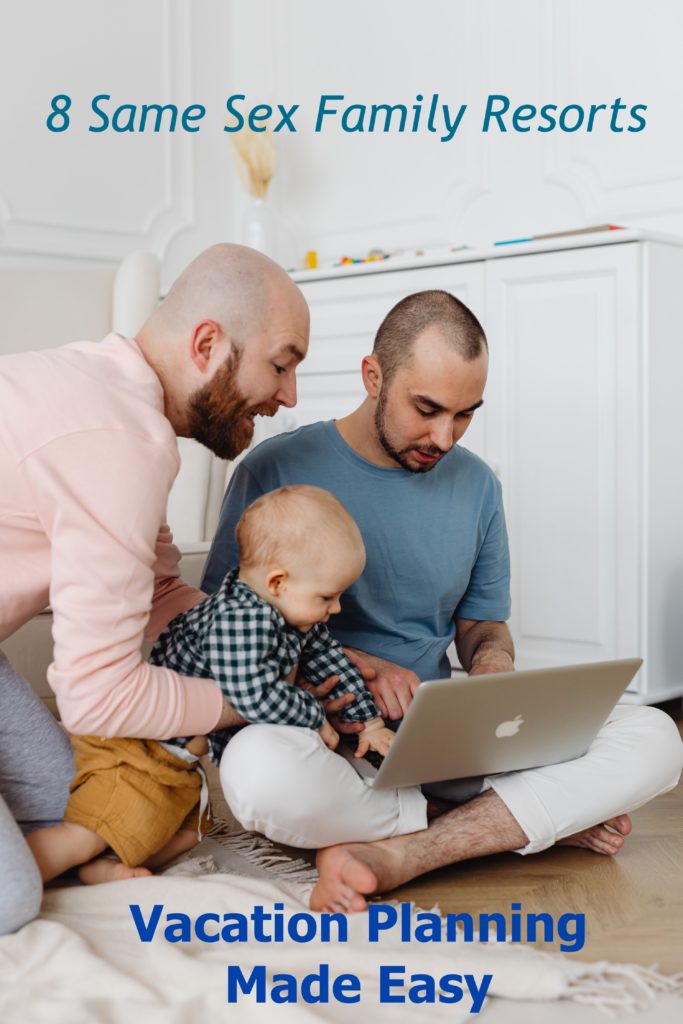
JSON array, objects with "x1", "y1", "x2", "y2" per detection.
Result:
[
  {"x1": 558, "y1": 820, "x2": 628, "y2": 855},
  {"x1": 606, "y1": 814, "x2": 632, "y2": 836},
  {"x1": 592, "y1": 825, "x2": 624, "y2": 846},
  {"x1": 589, "y1": 837, "x2": 621, "y2": 854}
]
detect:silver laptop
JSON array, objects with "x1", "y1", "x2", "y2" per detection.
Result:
[{"x1": 372, "y1": 658, "x2": 642, "y2": 789}]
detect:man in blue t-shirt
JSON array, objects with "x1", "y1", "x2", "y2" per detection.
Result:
[
  {"x1": 203, "y1": 293, "x2": 512, "y2": 705},
  {"x1": 202, "y1": 290, "x2": 681, "y2": 914},
  {"x1": 202, "y1": 417, "x2": 510, "y2": 688}
]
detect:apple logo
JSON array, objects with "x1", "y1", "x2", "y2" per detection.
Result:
[{"x1": 495, "y1": 714, "x2": 524, "y2": 738}]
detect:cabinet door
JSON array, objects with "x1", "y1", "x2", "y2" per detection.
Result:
[
  {"x1": 484, "y1": 245, "x2": 641, "y2": 675},
  {"x1": 287, "y1": 264, "x2": 488, "y2": 453}
]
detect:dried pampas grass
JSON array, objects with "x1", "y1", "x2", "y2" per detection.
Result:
[{"x1": 232, "y1": 128, "x2": 277, "y2": 199}]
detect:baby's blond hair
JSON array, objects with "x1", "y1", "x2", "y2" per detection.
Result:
[{"x1": 236, "y1": 485, "x2": 365, "y2": 573}]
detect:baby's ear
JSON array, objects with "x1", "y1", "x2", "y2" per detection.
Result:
[{"x1": 265, "y1": 569, "x2": 288, "y2": 596}]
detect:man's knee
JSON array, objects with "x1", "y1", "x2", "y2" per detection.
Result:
[
  {"x1": 219, "y1": 725, "x2": 329, "y2": 843},
  {"x1": 644, "y1": 706, "x2": 683, "y2": 788},
  {"x1": 615, "y1": 705, "x2": 683, "y2": 792}
]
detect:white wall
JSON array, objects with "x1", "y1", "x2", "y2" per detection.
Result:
[
  {"x1": 0, "y1": 0, "x2": 235, "y2": 281},
  {"x1": 1, "y1": 0, "x2": 682, "y2": 280}
]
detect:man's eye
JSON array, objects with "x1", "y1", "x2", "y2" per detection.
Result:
[
  {"x1": 416, "y1": 407, "x2": 434, "y2": 418},
  {"x1": 274, "y1": 364, "x2": 287, "y2": 375}
]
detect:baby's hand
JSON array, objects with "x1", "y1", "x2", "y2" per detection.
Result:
[
  {"x1": 319, "y1": 718, "x2": 340, "y2": 751},
  {"x1": 355, "y1": 718, "x2": 395, "y2": 758}
]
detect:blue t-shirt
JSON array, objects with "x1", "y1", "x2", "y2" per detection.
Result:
[{"x1": 201, "y1": 421, "x2": 510, "y2": 681}]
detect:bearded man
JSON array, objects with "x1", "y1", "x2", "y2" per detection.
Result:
[
  {"x1": 0, "y1": 243, "x2": 309, "y2": 933},
  {"x1": 202, "y1": 289, "x2": 682, "y2": 914}
]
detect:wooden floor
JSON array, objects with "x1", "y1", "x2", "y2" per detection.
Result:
[{"x1": 209, "y1": 703, "x2": 683, "y2": 973}]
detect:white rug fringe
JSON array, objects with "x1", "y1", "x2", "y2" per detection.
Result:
[
  {"x1": 565, "y1": 962, "x2": 683, "y2": 1015},
  {"x1": 164, "y1": 817, "x2": 319, "y2": 901},
  {"x1": 164, "y1": 853, "x2": 218, "y2": 877},
  {"x1": 206, "y1": 818, "x2": 319, "y2": 881}
]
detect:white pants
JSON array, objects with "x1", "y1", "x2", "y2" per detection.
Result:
[{"x1": 219, "y1": 705, "x2": 682, "y2": 855}]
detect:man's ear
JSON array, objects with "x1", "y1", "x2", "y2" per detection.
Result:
[
  {"x1": 188, "y1": 320, "x2": 223, "y2": 374},
  {"x1": 361, "y1": 354, "x2": 383, "y2": 399},
  {"x1": 265, "y1": 569, "x2": 288, "y2": 596}
]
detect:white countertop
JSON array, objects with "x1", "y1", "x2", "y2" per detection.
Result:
[{"x1": 291, "y1": 228, "x2": 683, "y2": 284}]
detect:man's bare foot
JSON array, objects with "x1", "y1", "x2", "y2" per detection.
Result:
[
  {"x1": 78, "y1": 855, "x2": 153, "y2": 885},
  {"x1": 311, "y1": 844, "x2": 388, "y2": 913},
  {"x1": 557, "y1": 813, "x2": 632, "y2": 855},
  {"x1": 312, "y1": 791, "x2": 529, "y2": 913}
]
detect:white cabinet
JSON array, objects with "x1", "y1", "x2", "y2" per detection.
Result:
[
  {"x1": 289, "y1": 233, "x2": 683, "y2": 704},
  {"x1": 483, "y1": 246, "x2": 642, "y2": 676}
]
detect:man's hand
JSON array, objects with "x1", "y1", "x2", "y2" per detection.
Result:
[
  {"x1": 319, "y1": 718, "x2": 340, "y2": 751},
  {"x1": 294, "y1": 672, "x2": 364, "y2": 734},
  {"x1": 344, "y1": 648, "x2": 420, "y2": 720},
  {"x1": 455, "y1": 619, "x2": 515, "y2": 676}
]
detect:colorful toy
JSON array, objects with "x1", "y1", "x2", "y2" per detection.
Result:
[{"x1": 334, "y1": 248, "x2": 391, "y2": 268}]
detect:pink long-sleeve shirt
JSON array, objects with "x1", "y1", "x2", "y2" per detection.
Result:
[{"x1": 0, "y1": 333, "x2": 224, "y2": 738}]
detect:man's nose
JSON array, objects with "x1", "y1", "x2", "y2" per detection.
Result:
[
  {"x1": 429, "y1": 421, "x2": 455, "y2": 452},
  {"x1": 275, "y1": 372, "x2": 297, "y2": 408}
]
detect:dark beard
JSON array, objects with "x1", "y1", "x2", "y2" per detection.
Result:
[
  {"x1": 186, "y1": 350, "x2": 277, "y2": 460},
  {"x1": 374, "y1": 386, "x2": 443, "y2": 474}
]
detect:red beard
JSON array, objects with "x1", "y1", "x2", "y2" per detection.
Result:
[{"x1": 186, "y1": 351, "x2": 278, "y2": 460}]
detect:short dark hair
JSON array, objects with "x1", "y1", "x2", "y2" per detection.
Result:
[{"x1": 372, "y1": 290, "x2": 487, "y2": 383}]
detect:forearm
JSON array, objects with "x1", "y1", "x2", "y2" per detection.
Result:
[
  {"x1": 456, "y1": 621, "x2": 515, "y2": 674},
  {"x1": 211, "y1": 668, "x2": 325, "y2": 729},
  {"x1": 305, "y1": 666, "x2": 377, "y2": 723},
  {"x1": 299, "y1": 632, "x2": 378, "y2": 722},
  {"x1": 52, "y1": 658, "x2": 225, "y2": 738}
]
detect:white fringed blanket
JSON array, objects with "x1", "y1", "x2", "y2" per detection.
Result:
[{"x1": 1, "y1": 863, "x2": 681, "y2": 1023}]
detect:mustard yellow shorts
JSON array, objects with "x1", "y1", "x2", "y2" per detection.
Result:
[{"x1": 64, "y1": 735, "x2": 210, "y2": 867}]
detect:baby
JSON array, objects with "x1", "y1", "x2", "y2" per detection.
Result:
[{"x1": 27, "y1": 485, "x2": 395, "y2": 884}]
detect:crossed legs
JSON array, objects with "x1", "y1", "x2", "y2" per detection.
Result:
[{"x1": 220, "y1": 705, "x2": 682, "y2": 912}]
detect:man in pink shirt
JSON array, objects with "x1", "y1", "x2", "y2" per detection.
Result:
[{"x1": 0, "y1": 243, "x2": 310, "y2": 933}]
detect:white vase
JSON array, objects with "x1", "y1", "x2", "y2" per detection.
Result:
[{"x1": 241, "y1": 197, "x2": 273, "y2": 255}]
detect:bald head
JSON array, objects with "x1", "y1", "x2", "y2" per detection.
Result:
[
  {"x1": 136, "y1": 243, "x2": 309, "y2": 455},
  {"x1": 147, "y1": 243, "x2": 304, "y2": 344}
]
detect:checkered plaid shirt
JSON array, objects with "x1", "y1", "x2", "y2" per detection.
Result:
[{"x1": 150, "y1": 569, "x2": 378, "y2": 762}]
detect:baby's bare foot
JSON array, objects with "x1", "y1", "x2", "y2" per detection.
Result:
[
  {"x1": 557, "y1": 814, "x2": 632, "y2": 855},
  {"x1": 78, "y1": 855, "x2": 152, "y2": 885}
]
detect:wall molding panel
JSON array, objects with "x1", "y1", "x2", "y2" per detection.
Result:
[{"x1": 0, "y1": 0, "x2": 195, "y2": 264}]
